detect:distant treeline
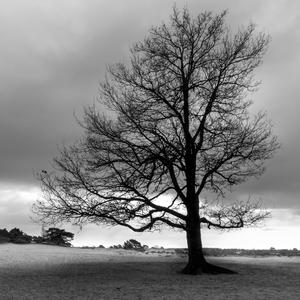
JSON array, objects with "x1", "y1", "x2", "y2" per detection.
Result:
[
  {"x1": 175, "y1": 247, "x2": 300, "y2": 257},
  {"x1": 0, "y1": 227, "x2": 74, "y2": 247},
  {"x1": 1, "y1": 230, "x2": 299, "y2": 257},
  {"x1": 81, "y1": 241, "x2": 300, "y2": 257},
  {"x1": 81, "y1": 239, "x2": 149, "y2": 251}
]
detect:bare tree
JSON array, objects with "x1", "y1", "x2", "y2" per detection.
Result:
[{"x1": 34, "y1": 8, "x2": 279, "y2": 274}]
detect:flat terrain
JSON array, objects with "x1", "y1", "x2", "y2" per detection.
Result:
[{"x1": 0, "y1": 244, "x2": 300, "y2": 299}]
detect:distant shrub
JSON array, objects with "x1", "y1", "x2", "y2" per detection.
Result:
[
  {"x1": 0, "y1": 228, "x2": 10, "y2": 238},
  {"x1": 9, "y1": 228, "x2": 24, "y2": 240},
  {"x1": 174, "y1": 248, "x2": 188, "y2": 257},
  {"x1": 0, "y1": 229, "x2": 11, "y2": 244},
  {"x1": 32, "y1": 236, "x2": 44, "y2": 243},
  {"x1": 123, "y1": 239, "x2": 141, "y2": 250},
  {"x1": 110, "y1": 244, "x2": 123, "y2": 249},
  {"x1": 43, "y1": 228, "x2": 74, "y2": 247},
  {"x1": 0, "y1": 236, "x2": 10, "y2": 243},
  {"x1": 8, "y1": 228, "x2": 32, "y2": 244},
  {"x1": 13, "y1": 237, "x2": 31, "y2": 244},
  {"x1": 98, "y1": 245, "x2": 105, "y2": 248},
  {"x1": 123, "y1": 239, "x2": 147, "y2": 251}
]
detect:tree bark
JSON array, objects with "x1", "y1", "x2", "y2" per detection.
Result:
[{"x1": 182, "y1": 215, "x2": 237, "y2": 275}]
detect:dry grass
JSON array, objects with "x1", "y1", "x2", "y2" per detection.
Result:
[{"x1": 1, "y1": 244, "x2": 300, "y2": 299}]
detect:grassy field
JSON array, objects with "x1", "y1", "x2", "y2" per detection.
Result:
[{"x1": 0, "y1": 244, "x2": 300, "y2": 299}]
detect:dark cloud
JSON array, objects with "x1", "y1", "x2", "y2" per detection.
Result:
[
  {"x1": 0, "y1": 0, "x2": 300, "y2": 211},
  {"x1": 0, "y1": 0, "x2": 177, "y2": 183}
]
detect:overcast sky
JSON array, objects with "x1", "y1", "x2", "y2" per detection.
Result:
[{"x1": 0, "y1": 0, "x2": 300, "y2": 249}]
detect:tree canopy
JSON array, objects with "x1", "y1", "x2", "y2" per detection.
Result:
[{"x1": 34, "y1": 8, "x2": 278, "y2": 274}]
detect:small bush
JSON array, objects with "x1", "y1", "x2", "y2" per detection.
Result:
[
  {"x1": 0, "y1": 236, "x2": 10, "y2": 243},
  {"x1": 32, "y1": 236, "x2": 44, "y2": 243},
  {"x1": 13, "y1": 237, "x2": 31, "y2": 244},
  {"x1": 123, "y1": 239, "x2": 148, "y2": 252}
]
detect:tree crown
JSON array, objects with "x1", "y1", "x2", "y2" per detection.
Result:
[{"x1": 34, "y1": 8, "x2": 278, "y2": 233}]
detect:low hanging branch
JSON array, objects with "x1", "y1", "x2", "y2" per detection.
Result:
[{"x1": 200, "y1": 200, "x2": 270, "y2": 229}]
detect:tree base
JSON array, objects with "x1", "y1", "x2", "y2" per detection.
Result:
[{"x1": 181, "y1": 261, "x2": 237, "y2": 275}]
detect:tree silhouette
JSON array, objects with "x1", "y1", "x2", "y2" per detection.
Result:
[
  {"x1": 44, "y1": 228, "x2": 74, "y2": 246},
  {"x1": 34, "y1": 8, "x2": 279, "y2": 274},
  {"x1": 123, "y1": 239, "x2": 144, "y2": 251},
  {"x1": 8, "y1": 228, "x2": 32, "y2": 243}
]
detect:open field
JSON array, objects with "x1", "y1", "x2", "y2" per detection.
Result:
[{"x1": 1, "y1": 244, "x2": 300, "y2": 299}]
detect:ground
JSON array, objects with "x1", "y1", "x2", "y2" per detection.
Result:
[{"x1": 0, "y1": 244, "x2": 300, "y2": 299}]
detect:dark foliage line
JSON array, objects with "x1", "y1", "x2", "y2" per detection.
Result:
[
  {"x1": 81, "y1": 239, "x2": 149, "y2": 251},
  {"x1": 0, "y1": 227, "x2": 74, "y2": 247},
  {"x1": 177, "y1": 247, "x2": 300, "y2": 257}
]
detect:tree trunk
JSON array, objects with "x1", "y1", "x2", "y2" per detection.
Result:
[{"x1": 182, "y1": 217, "x2": 237, "y2": 275}]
